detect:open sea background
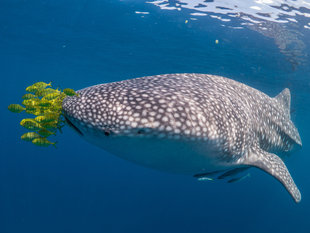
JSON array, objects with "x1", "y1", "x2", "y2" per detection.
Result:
[{"x1": 1, "y1": 0, "x2": 310, "y2": 232}]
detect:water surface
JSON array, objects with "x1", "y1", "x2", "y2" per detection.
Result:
[{"x1": 1, "y1": 0, "x2": 310, "y2": 232}]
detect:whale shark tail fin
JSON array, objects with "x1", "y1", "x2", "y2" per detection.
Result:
[
  {"x1": 274, "y1": 88, "x2": 302, "y2": 147},
  {"x1": 243, "y1": 147, "x2": 301, "y2": 203}
]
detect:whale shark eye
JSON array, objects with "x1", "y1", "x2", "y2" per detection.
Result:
[
  {"x1": 137, "y1": 129, "x2": 145, "y2": 135},
  {"x1": 104, "y1": 130, "x2": 110, "y2": 136}
]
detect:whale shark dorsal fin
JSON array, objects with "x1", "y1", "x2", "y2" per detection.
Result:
[
  {"x1": 275, "y1": 88, "x2": 291, "y2": 115},
  {"x1": 242, "y1": 148, "x2": 301, "y2": 203}
]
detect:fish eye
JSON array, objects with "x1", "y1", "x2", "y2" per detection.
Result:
[
  {"x1": 104, "y1": 130, "x2": 110, "y2": 136},
  {"x1": 137, "y1": 129, "x2": 145, "y2": 135}
]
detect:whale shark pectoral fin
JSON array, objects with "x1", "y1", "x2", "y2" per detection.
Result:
[{"x1": 242, "y1": 149, "x2": 301, "y2": 203}]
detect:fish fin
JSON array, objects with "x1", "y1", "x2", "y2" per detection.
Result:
[
  {"x1": 242, "y1": 148, "x2": 301, "y2": 203},
  {"x1": 227, "y1": 178, "x2": 237, "y2": 183},
  {"x1": 227, "y1": 173, "x2": 250, "y2": 183},
  {"x1": 272, "y1": 89, "x2": 302, "y2": 146},
  {"x1": 193, "y1": 170, "x2": 223, "y2": 179},
  {"x1": 217, "y1": 167, "x2": 250, "y2": 179},
  {"x1": 52, "y1": 141, "x2": 58, "y2": 148},
  {"x1": 275, "y1": 88, "x2": 290, "y2": 115},
  {"x1": 197, "y1": 177, "x2": 214, "y2": 181}
]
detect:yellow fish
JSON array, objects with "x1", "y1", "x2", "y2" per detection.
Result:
[
  {"x1": 37, "y1": 99, "x2": 52, "y2": 108},
  {"x1": 35, "y1": 115, "x2": 46, "y2": 123},
  {"x1": 63, "y1": 88, "x2": 78, "y2": 96},
  {"x1": 22, "y1": 99, "x2": 38, "y2": 107},
  {"x1": 22, "y1": 93, "x2": 36, "y2": 100},
  {"x1": 35, "y1": 113, "x2": 58, "y2": 123},
  {"x1": 35, "y1": 88, "x2": 57, "y2": 97},
  {"x1": 38, "y1": 129, "x2": 55, "y2": 137},
  {"x1": 45, "y1": 113, "x2": 60, "y2": 120},
  {"x1": 21, "y1": 132, "x2": 40, "y2": 141},
  {"x1": 20, "y1": 119, "x2": 42, "y2": 131},
  {"x1": 25, "y1": 108, "x2": 41, "y2": 116},
  {"x1": 25, "y1": 85, "x2": 39, "y2": 93},
  {"x1": 8, "y1": 104, "x2": 25, "y2": 113},
  {"x1": 41, "y1": 121, "x2": 58, "y2": 129},
  {"x1": 43, "y1": 92, "x2": 60, "y2": 100},
  {"x1": 9, "y1": 80, "x2": 78, "y2": 147},
  {"x1": 33, "y1": 82, "x2": 51, "y2": 89},
  {"x1": 32, "y1": 137, "x2": 56, "y2": 147}
]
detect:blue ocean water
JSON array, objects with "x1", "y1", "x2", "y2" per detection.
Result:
[{"x1": 1, "y1": 0, "x2": 310, "y2": 232}]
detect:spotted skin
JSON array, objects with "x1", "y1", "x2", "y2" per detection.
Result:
[{"x1": 62, "y1": 73, "x2": 302, "y2": 203}]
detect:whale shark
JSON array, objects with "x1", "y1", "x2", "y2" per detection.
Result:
[{"x1": 62, "y1": 73, "x2": 302, "y2": 203}]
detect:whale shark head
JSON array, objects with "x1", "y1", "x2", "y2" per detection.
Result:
[{"x1": 62, "y1": 82, "x2": 182, "y2": 141}]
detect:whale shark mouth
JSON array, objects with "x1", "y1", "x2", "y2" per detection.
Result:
[{"x1": 64, "y1": 115, "x2": 84, "y2": 136}]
